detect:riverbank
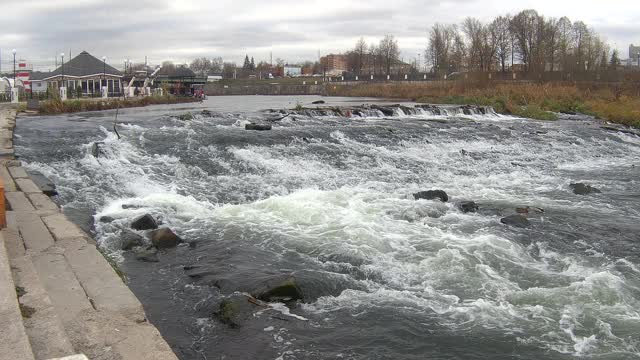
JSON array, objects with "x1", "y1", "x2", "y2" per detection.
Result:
[
  {"x1": 326, "y1": 82, "x2": 640, "y2": 127},
  {"x1": 32, "y1": 95, "x2": 201, "y2": 115},
  {"x1": 0, "y1": 103, "x2": 178, "y2": 359}
]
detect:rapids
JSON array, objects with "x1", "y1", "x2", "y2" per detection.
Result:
[{"x1": 14, "y1": 96, "x2": 640, "y2": 359}]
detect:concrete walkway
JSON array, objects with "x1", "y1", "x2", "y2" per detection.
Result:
[{"x1": 0, "y1": 104, "x2": 178, "y2": 360}]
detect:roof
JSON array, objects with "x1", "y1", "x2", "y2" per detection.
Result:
[
  {"x1": 44, "y1": 51, "x2": 122, "y2": 80},
  {"x1": 157, "y1": 65, "x2": 196, "y2": 78},
  {"x1": 30, "y1": 71, "x2": 50, "y2": 80}
]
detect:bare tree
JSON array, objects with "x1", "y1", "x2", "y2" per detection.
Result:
[
  {"x1": 426, "y1": 23, "x2": 457, "y2": 75},
  {"x1": 354, "y1": 37, "x2": 367, "y2": 75},
  {"x1": 491, "y1": 15, "x2": 512, "y2": 72},
  {"x1": 379, "y1": 35, "x2": 400, "y2": 75}
]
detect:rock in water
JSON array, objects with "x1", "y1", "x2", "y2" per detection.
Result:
[
  {"x1": 457, "y1": 201, "x2": 478, "y2": 213},
  {"x1": 570, "y1": 183, "x2": 601, "y2": 195},
  {"x1": 311, "y1": 100, "x2": 325, "y2": 104},
  {"x1": 120, "y1": 230, "x2": 144, "y2": 250},
  {"x1": 131, "y1": 214, "x2": 158, "y2": 230},
  {"x1": 151, "y1": 228, "x2": 182, "y2": 249},
  {"x1": 27, "y1": 170, "x2": 58, "y2": 196},
  {"x1": 99, "y1": 216, "x2": 115, "y2": 223},
  {"x1": 254, "y1": 277, "x2": 304, "y2": 303},
  {"x1": 245, "y1": 123, "x2": 272, "y2": 131},
  {"x1": 217, "y1": 293, "x2": 262, "y2": 328},
  {"x1": 414, "y1": 190, "x2": 449, "y2": 202},
  {"x1": 500, "y1": 215, "x2": 531, "y2": 228},
  {"x1": 134, "y1": 247, "x2": 159, "y2": 262}
]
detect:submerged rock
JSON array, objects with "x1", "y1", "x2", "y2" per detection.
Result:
[
  {"x1": 457, "y1": 201, "x2": 478, "y2": 213},
  {"x1": 254, "y1": 276, "x2": 304, "y2": 303},
  {"x1": 515, "y1": 206, "x2": 544, "y2": 214},
  {"x1": 120, "y1": 230, "x2": 144, "y2": 250},
  {"x1": 151, "y1": 227, "x2": 182, "y2": 249},
  {"x1": 131, "y1": 214, "x2": 158, "y2": 231},
  {"x1": 245, "y1": 123, "x2": 272, "y2": 131},
  {"x1": 134, "y1": 247, "x2": 159, "y2": 262},
  {"x1": 414, "y1": 190, "x2": 449, "y2": 202},
  {"x1": 500, "y1": 215, "x2": 531, "y2": 228},
  {"x1": 217, "y1": 293, "x2": 263, "y2": 328},
  {"x1": 570, "y1": 183, "x2": 601, "y2": 195}
]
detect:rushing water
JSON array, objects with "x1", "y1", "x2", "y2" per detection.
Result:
[{"x1": 14, "y1": 96, "x2": 640, "y2": 359}]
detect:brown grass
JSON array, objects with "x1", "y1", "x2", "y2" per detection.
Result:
[
  {"x1": 38, "y1": 95, "x2": 200, "y2": 115},
  {"x1": 327, "y1": 82, "x2": 640, "y2": 127}
]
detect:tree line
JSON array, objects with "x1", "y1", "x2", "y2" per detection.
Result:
[{"x1": 427, "y1": 9, "x2": 617, "y2": 76}]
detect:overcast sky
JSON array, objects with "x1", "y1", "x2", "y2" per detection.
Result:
[{"x1": 0, "y1": 0, "x2": 638, "y2": 71}]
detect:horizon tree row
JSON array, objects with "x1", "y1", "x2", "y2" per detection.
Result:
[{"x1": 427, "y1": 9, "x2": 618, "y2": 76}]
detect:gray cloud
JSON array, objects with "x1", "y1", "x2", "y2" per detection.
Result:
[{"x1": 1, "y1": 0, "x2": 638, "y2": 71}]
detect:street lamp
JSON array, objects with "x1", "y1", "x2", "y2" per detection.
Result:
[
  {"x1": 12, "y1": 49, "x2": 16, "y2": 84},
  {"x1": 102, "y1": 56, "x2": 106, "y2": 96},
  {"x1": 60, "y1": 52, "x2": 65, "y2": 88}
]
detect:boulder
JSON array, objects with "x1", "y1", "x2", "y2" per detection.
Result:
[
  {"x1": 414, "y1": 190, "x2": 449, "y2": 202},
  {"x1": 99, "y1": 216, "x2": 115, "y2": 223},
  {"x1": 457, "y1": 201, "x2": 478, "y2": 213},
  {"x1": 500, "y1": 215, "x2": 530, "y2": 228},
  {"x1": 245, "y1": 123, "x2": 272, "y2": 131},
  {"x1": 120, "y1": 230, "x2": 144, "y2": 250},
  {"x1": 131, "y1": 214, "x2": 158, "y2": 230},
  {"x1": 134, "y1": 247, "x2": 159, "y2": 262},
  {"x1": 151, "y1": 227, "x2": 182, "y2": 249},
  {"x1": 311, "y1": 100, "x2": 325, "y2": 104},
  {"x1": 570, "y1": 183, "x2": 601, "y2": 195},
  {"x1": 122, "y1": 204, "x2": 144, "y2": 210},
  {"x1": 217, "y1": 293, "x2": 262, "y2": 328},
  {"x1": 253, "y1": 276, "x2": 304, "y2": 303}
]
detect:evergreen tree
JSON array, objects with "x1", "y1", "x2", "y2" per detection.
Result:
[
  {"x1": 610, "y1": 49, "x2": 621, "y2": 67},
  {"x1": 250, "y1": 57, "x2": 256, "y2": 70},
  {"x1": 243, "y1": 55, "x2": 251, "y2": 70}
]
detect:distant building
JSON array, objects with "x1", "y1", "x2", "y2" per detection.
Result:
[
  {"x1": 283, "y1": 65, "x2": 302, "y2": 77},
  {"x1": 156, "y1": 65, "x2": 205, "y2": 95},
  {"x1": 320, "y1": 54, "x2": 348, "y2": 76},
  {"x1": 30, "y1": 71, "x2": 49, "y2": 93},
  {"x1": 207, "y1": 74, "x2": 223, "y2": 82},
  {"x1": 42, "y1": 51, "x2": 123, "y2": 96},
  {"x1": 630, "y1": 44, "x2": 640, "y2": 66}
]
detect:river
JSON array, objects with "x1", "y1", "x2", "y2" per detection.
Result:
[{"x1": 14, "y1": 95, "x2": 640, "y2": 359}]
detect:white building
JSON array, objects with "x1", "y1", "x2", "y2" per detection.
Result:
[{"x1": 283, "y1": 65, "x2": 302, "y2": 77}]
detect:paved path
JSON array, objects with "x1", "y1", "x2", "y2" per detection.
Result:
[{"x1": 0, "y1": 104, "x2": 178, "y2": 360}]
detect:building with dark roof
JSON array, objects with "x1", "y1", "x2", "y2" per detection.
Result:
[
  {"x1": 155, "y1": 64, "x2": 205, "y2": 95},
  {"x1": 43, "y1": 51, "x2": 123, "y2": 96}
]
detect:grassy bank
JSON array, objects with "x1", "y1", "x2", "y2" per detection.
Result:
[
  {"x1": 326, "y1": 82, "x2": 640, "y2": 127},
  {"x1": 38, "y1": 95, "x2": 200, "y2": 115}
]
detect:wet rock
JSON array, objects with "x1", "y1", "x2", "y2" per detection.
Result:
[
  {"x1": 99, "y1": 216, "x2": 115, "y2": 223},
  {"x1": 253, "y1": 276, "x2": 304, "y2": 303},
  {"x1": 500, "y1": 215, "x2": 531, "y2": 228},
  {"x1": 121, "y1": 230, "x2": 144, "y2": 250},
  {"x1": 151, "y1": 227, "x2": 182, "y2": 249},
  {"x1": 516, "y1": 206, "x2": 544, "y2": 214},
  {"x1": 311, "y1": 100, "x2": 325, "y2": 104},
  {"x1": 201, "y1": 109, "x2": 213, "y2": 117},
  {"x1": 134, "y1": 247, "x2": 159, "y2": 262},
  {"x1": 131, "y1": 214, "x2": 158, "y2": 230},
  {"x1": 414, "y1": 190, "x2": 449, "y2": 202},
  {"x1": 457, "y1": 201, "x2": 478, "y2": 213},
  {"x1": 27, "y1": 171, "x2": 58, "y2": 196},
  {"x1": 245, "y1": 123, "x2": 272, "y2": 131},
  {"x1": 217, "y1": 293, "x2": 263, "y2": 328},
  {"x1": 371, "y1": 105, "x2": 395, "y2": 116},
  {"x1": 570, "y1": 183, "x2": 601, "y2": 195},
  {"x1": 176, "y1": 113, "x2": 193, "y2": 121},
  {"x1": 122, "y1": 204, "x2": 143, "y2": 210}
]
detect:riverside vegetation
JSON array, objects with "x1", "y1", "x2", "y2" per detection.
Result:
[
  {"x1": 326, "y1": 82, "x2": 640, "y2": 127},
  {"x1": 37, "y1": 94, "x2": 200, "y2": 115}
]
